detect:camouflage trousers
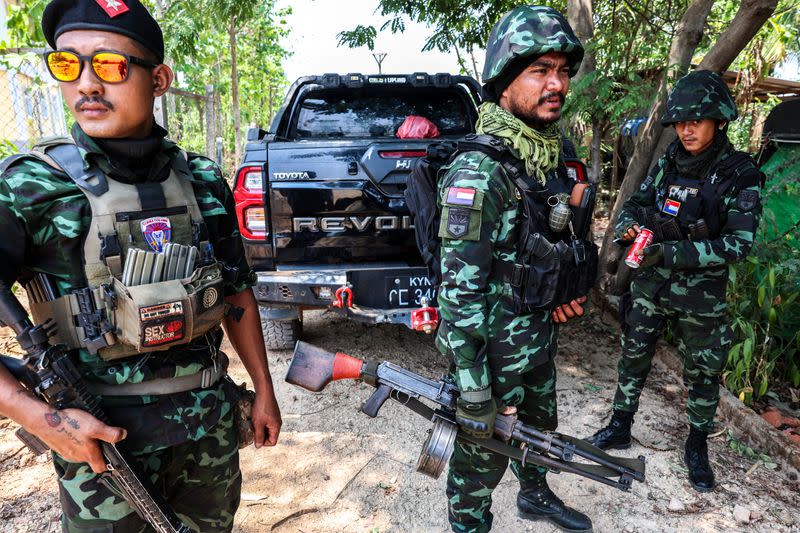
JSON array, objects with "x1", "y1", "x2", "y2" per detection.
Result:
[
  {"x1": 55, "y1": 406, "x2": 241, "y2": 532},
  {"x1": 447, "y1": 360, "x2": 557, "y2": 533},
  {"x1": 613, "y1": 272, "x2": 731, "y2": 432}
]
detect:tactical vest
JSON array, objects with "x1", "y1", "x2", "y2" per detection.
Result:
[
  {"x1": 452, "y1": 135, "x2": 598, "y2": 313},
  {"x1": 646, "y1": 146, "x2": 755, "y2": 242},
  {"x1": 9, "y1": 138, "x2": 225, "y2": 361},
  {"x1": 497, "y1": 155, "x2": 598, "y2": 312}
]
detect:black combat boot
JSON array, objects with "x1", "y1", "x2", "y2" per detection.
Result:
[
  {"x1": 684, "y1": 426, "x2": 715, "y2": 492},
  {"x1": 585, "y1": 410, "x2": 633, "y2": 450},
  {"x1": 517, "y1": 479, "x2": 593, "y2": 532}
]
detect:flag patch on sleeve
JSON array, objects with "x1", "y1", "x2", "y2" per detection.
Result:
[
  {"x1": 446, "y1": 187, "x2": 477, "y2": 207},
  {"x1": 662, "y1": 198, "x2": 681, "y2": 216}
]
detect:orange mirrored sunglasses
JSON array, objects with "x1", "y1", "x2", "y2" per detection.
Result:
[{"x1": 44, "y1": 50, "x2": 158, "y2": 84}]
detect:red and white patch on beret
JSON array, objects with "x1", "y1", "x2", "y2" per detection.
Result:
[{"x1": 95, "y1": 0, "x2": 130, "y2": 18}]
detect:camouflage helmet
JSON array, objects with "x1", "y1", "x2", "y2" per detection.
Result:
[
  {"x1": 482, "y1": 5, "x2": 584, "y2": 84},
  {"x1": 661, "y1": 71, "x2": 738, "y2": 126}
]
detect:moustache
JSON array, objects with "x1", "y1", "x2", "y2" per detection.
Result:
[
  {"x1": 538, "y1": 92, "x2": 565, "y2": 105},
  {"x1": 75, "y1": 96, "x2": 115, "y2": 112}
]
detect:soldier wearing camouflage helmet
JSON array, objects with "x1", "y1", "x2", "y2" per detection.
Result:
[
  {"x1": 0, "y1": 0, "x2": 281, "y2": 529},
  {"x1": 586, "y1": 70, "x2": 762, "y2": 493},
  {"x1": 436, "y1": 5, "x2": 593, "y2": 532}
]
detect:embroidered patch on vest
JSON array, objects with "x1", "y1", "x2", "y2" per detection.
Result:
[
  {"x1": 737, "y1": 189, "x2": 759, "y2": 212},
  {"x1": 446, "y1": 187, "x2": 477, "y2": 207},
  {"x1": 141, "y1": 217, "x2": 172, "y2": 252},
  {"x1": 640, "y1": 174, "x2": 655, "y2": 192},
  {"x1": 139, "y1": 301, "x2": 185, "y2": 347},
  {"x1": 668, "y1": 185, "x2": 699, "y2": 201},
  {"x1": 446, "y1": 208, "x2": 470, "y2": 238},
  {"x1": 662, "y1": 198, "x2": 681, "y2": 217}
]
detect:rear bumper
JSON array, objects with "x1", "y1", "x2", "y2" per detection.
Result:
[{"x1": 254, "y1": 264, "x2": 436, "y2": 329}]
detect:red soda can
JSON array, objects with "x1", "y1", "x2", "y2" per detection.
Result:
[{"x1": 625, "y1": 228, "x2": 654, "y2": 268}]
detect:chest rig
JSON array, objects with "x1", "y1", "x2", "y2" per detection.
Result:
[
  {"x1": 647, "y1": 147, "x2": 752, "y2": 242},
  {"x1": 455, "y1": 135, "x2": 598, "y2": 313},
  {"x1": 25, "y1": 139, "x2": 225, "y2": 361}
]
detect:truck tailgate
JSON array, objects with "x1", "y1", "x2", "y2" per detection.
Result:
[{"x1": 267, "y1": 140, "x2": 428, "y2": 264}]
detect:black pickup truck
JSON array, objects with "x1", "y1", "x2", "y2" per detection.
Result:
[{"x1": 233, "y1": 73, "x2": 482, "y2": 349}]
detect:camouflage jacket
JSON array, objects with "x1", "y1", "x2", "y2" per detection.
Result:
[
  {"x1": 435, "y1": 149, "x2": 557, "y2": 394},
  {"x1": 617, "y1": 142, "x2": 762, "y2": 280},
  {"x1": 0, "y1": 124, "x2": 255, "y2": 453}
]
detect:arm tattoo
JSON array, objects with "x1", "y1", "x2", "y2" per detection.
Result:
[{"x1": 45, "y1": 411, "x2": 62, "y2": 428}]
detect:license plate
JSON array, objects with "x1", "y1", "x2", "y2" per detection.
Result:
[{"x1": 386, "y1": 275, "x2": 437, "y2": 308}]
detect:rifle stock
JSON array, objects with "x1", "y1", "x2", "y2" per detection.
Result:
[{"x1": 286, "y1": 341, "x2": 365, "y2": 392}]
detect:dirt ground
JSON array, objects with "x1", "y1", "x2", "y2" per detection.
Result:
[{"x1": 1, "y1": 305, "x2": 798, "y2": 533}]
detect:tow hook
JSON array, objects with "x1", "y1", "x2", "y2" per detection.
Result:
[
  {"x1": 333, "y1": 286, "x2": 353, "y2": 309},
  {"x1": 411, "y1": 297, "x2": 439, "y2": 334}
]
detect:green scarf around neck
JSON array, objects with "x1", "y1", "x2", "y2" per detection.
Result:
[{"x1": 475, "y1": 101, "x2": 561, "y2": 185}]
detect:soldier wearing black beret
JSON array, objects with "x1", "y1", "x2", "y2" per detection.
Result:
[{"x1": 0, "y1": 1, "x2": 282, "y2": 530}]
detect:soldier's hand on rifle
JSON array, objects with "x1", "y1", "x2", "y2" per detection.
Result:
[
  {"x1": 252, "y1": 387, "x2": 282, "y2": 448},
  {"x1": 32, "y1": 407, "x2": 127, "y2": 474},
  {"x1": 551, "y1": 295, "x2": 587, "y2": 324},
  {"x1": 455, "y1": 394, "x2": 497, "y2": 439}
]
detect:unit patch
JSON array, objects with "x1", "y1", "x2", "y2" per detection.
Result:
[
  {"x1": 446, "y1": 187, "x2": 477, "y2": 207},
  {"x1": 202, "y1": 287, "x2": 219, "y2": 309},
  {"x1": 141, "y1": 217, "x2": 171, "y2": 253},
  {"x1": 667, "y1": 185, "x2": 699, "y2": 202},
  {"x1": 662, "y1": 198, "x2": 681, "y2": 217},
  {"x1": 95, "y1": 0, "x2": 130, "y2": 17},
  {"x1": 140, "y1": 301, "x2": 185, "y2": 347},
  {"x1": 446, "y1": 208, "x2": 470, "y2": 238},
  {"x1": 737, "y1": 189, "x2": 759, "y2": 212}
]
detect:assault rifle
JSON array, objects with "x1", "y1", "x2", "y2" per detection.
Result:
[
  {"x1": 287, "y1": 341, "x2": 646, "y2": 491},
  {"x1": 0, "y1": 281, "x2": 193, "y2": 533}
]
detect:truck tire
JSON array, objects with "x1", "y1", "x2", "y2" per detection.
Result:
[{"x1": 262, "y1": 318, "x2": 302, "y2": 351}]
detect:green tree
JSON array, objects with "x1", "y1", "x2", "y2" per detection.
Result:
[{"x1": 161, "y1": 0, "x2": 290, "y2": 165}]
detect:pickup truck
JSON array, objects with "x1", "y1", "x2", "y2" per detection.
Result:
[{"x1": 233, "y1": 73, "x2": 483, "y2": 349}]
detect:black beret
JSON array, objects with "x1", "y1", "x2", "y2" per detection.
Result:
[{"x1": 42, "y1": 0, "x2": 164, "y2": 63}]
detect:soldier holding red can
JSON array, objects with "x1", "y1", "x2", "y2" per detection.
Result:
[{"x1": 586, "y1": 71, "x2": 763, "y2": 493}]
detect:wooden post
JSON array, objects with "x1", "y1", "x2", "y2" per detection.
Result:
[
  {"x1": 205, "y1": 84, "x2": 216, "y2": 159},
  {"x1": 153, "y1": 95, "x2": 168, "y2": 129}
]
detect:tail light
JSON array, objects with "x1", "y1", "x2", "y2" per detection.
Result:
[
  {"x1": 234, "y1": 165, "x2": 266, "y2": 240},
  {"x1": 378, "y1": 150, "x2": 427, "y2": 158},
  {"x1": 564, "y1": 159, "x2": 588, "y2": 182}
]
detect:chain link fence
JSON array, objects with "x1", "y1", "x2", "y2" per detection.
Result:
[
  {"x1": 161, "y1": 85, "x2": 224, "y2": 169},
  {"x1": 0, "y1": 48, "x2": 68, "y2": 157}
]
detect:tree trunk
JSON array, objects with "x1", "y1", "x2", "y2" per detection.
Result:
[
  {"x1": 597, "y1": 0, "x2": 715, "y2": 286},
  {"x1": 470, "y1": 51, "x2": 481, "y2": 83},
  {"x1": 567, "y1": 0, "x2": 595, "y2": 85},
  {"x1": 229, "y1": 16, "x2": 242, "y2": 164},
  {"x1": 611, "y1": 133, "x2": 622, "y2": 192},
  {"x1": 567, "y1": 0, "x2": 599, "y2": 180},
  {"x1": 590, "y1": 118, "x2": 602, "y2": 184}
]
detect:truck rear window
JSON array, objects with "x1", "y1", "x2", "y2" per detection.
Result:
[{"x1": 294, "y1": 88, "x2": 473, "y2": 139}]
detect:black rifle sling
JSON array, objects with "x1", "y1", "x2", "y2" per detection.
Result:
[{"x1": 45, "y1": 143, "x2": 109, "y2": 196}]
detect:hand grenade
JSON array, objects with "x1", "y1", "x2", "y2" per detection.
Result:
[{"x1": 548, "y1": 193, "x2": 572, "y2": 233}]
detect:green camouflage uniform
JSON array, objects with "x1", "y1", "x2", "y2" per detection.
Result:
[
  {"x1": 613, "y1": 71, "x2": 762, "y2": 433},
  {"x1": 436, "y1": 150, "x2": 560, "y2": 532},
  {"x1": 437, "y1": 5, "x2": 584, "y2": 532},
  {"x1": 0, "y1": 124, "x2": 255, "y2": 531}
]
